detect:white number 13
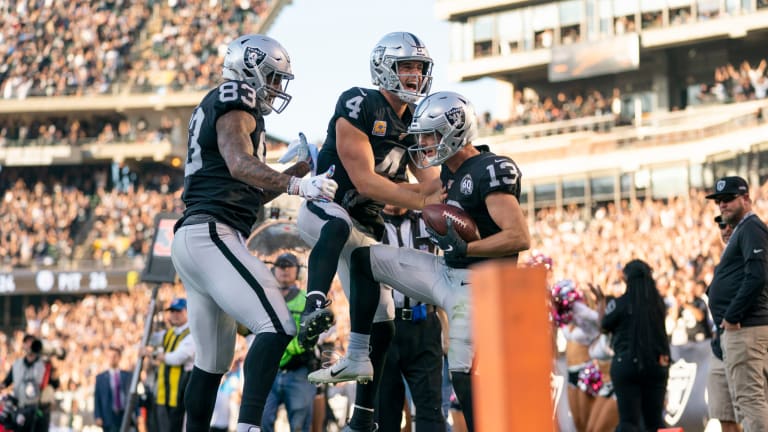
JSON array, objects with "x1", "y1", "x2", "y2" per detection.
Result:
[{"x1": 486, "y1": 162, "x2": 518, "y2": 187}]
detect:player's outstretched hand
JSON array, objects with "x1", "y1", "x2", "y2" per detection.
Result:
[
  {"x1": 426, "y1": 218, "x2": 468, "y2": 259},
  {"x1": 298, "y1": 166, "x2": 337, "y2": 201},
  {"x1": 278, "y1": 132, "x2": 318, "y2": 174},
  {"x1": 423, "y1": 186, "x2": 447, "y2": 207}
]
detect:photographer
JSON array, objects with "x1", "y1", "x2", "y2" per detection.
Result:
[{"x1": 0, "y1": 335, "x2": 60, "y2": 432}]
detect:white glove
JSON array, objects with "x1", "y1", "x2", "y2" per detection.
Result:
[
  {"x1": 278, "y1": 132, "x2": 318, "y2": 175},
  {"x1": 288, "y1": 166, "x2": 337, "y2": 201}
]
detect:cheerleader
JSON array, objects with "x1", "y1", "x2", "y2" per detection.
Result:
[{"x1": 553, "y1": 280, "x2": 601, "y2": 432}]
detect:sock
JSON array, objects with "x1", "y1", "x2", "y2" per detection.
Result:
[
  {"x1": 305, "y1": 217, "x2": 350, "y2": 309},
  {"x1": 451, "y1": 371, "x2": 475, "y2": 432},
  {"x1": 350, "y1": 246, "x2": 380, "y2": 334},
  {"x1": 349, "y1": 404, "x2": 375, "y2": 431},
  {"x1": 238, "y1": 332, "x2": 292, "y2": 426},
  {"x1": 347, "y1": 332, "x2": 371, "y2": 360},
  {"x1": 184, "y1": 367, "x2": 224, "y2": 432},
  {"x1": 349, "y1": 321, "x2": 395, "y2": 431}
]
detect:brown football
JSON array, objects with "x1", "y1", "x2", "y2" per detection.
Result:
[{"x1": 422, "y1": 204, "x2": 481, "y2": 242}]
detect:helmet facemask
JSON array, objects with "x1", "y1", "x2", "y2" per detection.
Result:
[
  {"x1": 257, "y1": 70, "x2": 292, "y2": 115},
  {"x1": 407, "y1": 130, "x2": 454, "y2": 168},
  {"x1": 386, "y1": 58, "x2": 433, "y2": 104}
]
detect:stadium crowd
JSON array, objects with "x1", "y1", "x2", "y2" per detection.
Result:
[
  {"x1": 0, "y1": 0, "x2": 274, "y2": 99},
  {"x1": 2, "y1": 172, "x2": 767, "y2": 429},
  {"x1": 0, "y1": 166, "x2": 182, "y2": 271}
]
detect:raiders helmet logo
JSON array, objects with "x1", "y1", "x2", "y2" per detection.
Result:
[
  {"x1": 371, "y1": 46, "x2": 385, "y2": 67},
  {"x1": 664, "y1": 359, "x2": 697, "y2": 425},
  {"x1": 716, "y1": 180, "x2": 726, "y2": 191},
  {"x1": 445, "y1": 107, "x2": 465, "y2": 129},
  {"x1": 244, "y1": 46, "x2": 266, "y2": 69}
]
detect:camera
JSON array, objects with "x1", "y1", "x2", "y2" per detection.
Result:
[
  {"x1": 30, "y1": 338, "x2": 67, "y2": 361},
  {"x1": 0, "y1": 394, "x2": 23, "y2": 430}
]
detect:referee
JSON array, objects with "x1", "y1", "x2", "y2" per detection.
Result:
[{"x1": 374, "y1": 204, "x2": 447, "y2": 432}]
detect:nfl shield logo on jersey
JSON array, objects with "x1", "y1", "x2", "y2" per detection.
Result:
[
  {"x1": 244, "y1": 46, "x2": 266, "y2": 69},
  {"x1": 445, "y1": 107, "x2": 465, "y2": 129}
]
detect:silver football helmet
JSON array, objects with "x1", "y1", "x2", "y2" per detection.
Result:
[
  {"x1": 222, "y1": 34, "x2": 294, "y2": 115},
  {"x1": 370, "y1": 32, "x2": 433, "y2": 104},
  {"x1": 407, "y1": 91, "x2": 478, "y2": 168}
]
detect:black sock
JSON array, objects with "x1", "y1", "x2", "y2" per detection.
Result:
[
  {"x1": 350, "y1": 247, "x2": 380, "y2": 334},
  {"x1": 238, "y1": 332, "x2": 292, "y2": 425},
  {"x1": 451, "y1": 371, "x2": 475, "y2": 432},
  {"x1": 349, "y1": 320, "x2": 395, "y2": 430},
  {"x1": 305, "y1": 217, "x2": 350, "y2": 310},
  {"x1": 184, "y1": 367, "x2": 223, "y2": 432}
]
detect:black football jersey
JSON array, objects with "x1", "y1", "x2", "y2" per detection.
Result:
[
  {"x1": 441, "y1": 148, "x2": 522, "y2": 269},
  {"x1": 316, "y1": 87, "x2": 415, "y2": 235},
  {"x1": 178, "y1": 80, "x2": 267, "y2": 236}
]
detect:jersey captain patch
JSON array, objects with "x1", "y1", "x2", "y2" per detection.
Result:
[{"x1": 372, "y1": 120, "x2": 387, "y2": 136}]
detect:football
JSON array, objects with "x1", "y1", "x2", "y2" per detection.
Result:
[{"x1": 422, "y1": 204, "x2": 481, "y2": 242}]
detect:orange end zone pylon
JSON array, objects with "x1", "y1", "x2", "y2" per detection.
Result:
[{"x1": 470, "y1": 263, "x2": 554, "y2": 432}]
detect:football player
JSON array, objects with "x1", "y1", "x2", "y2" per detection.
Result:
[
  {"x1": 308, "y1": 91, "x2": 531, "y2": 432},
  {"x1": 293, "y1": 32, "x2": 443, "y2": 432},
  {"x1": 170, "y1": 34, "x2": 337, "y2": 432}
]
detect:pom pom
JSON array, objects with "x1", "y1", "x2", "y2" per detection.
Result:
[
  {"x1": 526, "y1": 250, "x2": 553, "y2": 270},
  {"x1": 577, "y1": 363, "x2": 604, "y2": 397},
  {"x1": 550, "y1": 279, "x2": 583, "y2": 327}
]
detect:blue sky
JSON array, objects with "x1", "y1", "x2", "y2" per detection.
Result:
[{"x1": 265, "y1": 0, "x2": 499, "y2": 143}]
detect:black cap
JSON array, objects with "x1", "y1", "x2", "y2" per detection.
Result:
[
  {"x1": 274, "y1": 253, "x2": 299, "y2": 268},
  {"x1": 705, "y1": 176, "x2": 749, "y2": 199}
]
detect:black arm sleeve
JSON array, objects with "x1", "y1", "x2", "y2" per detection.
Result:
[{"x1": 725, "y1": 221, "x2": 768, "y2": 323}]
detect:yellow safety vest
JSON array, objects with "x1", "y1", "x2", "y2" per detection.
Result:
[{"x1": 155, "y1": 327, "x2": 190, "y2": 407}]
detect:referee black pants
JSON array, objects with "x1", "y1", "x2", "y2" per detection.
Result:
[
  {"x1": 610, "y1": 353, "x2": 669, "y2": 432},
  {"x1": 375, "y1": 311, "x2": 446, "y2": 432}
]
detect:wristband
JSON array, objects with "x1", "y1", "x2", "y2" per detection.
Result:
[{"x1": 287, "y1": 176, "x2": 301, "y2": 195}]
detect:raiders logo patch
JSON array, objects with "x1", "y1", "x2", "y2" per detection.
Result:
[
  {"x1": 460, "y1": 174, "x2": 473, "y2": 195},
  {"x1": 664, "y1": 359, "x2": 697, "y2": 425},
  {"x1": 372, "y1": 120, "x2": 387, "y2": 136},
  {"x1": 716, "y1": 180, "x2": 726, "y2": 192},
  {"x1": 244, "y1": 46, "x2": 266, "y2": 69},
  {"x1": 445, "y1": 107, "x2": 465, "y2": 129}
]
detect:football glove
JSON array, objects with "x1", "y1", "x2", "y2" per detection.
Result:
[
  {"x1": 278, "y1": 132, "x2": 319, "y2": 174},
  {"x1": 288, "y1": 166, "x2": 337, "y2": 201},
  {"x1": 426, "y1": 218, "x2": 468, "y2": 259}
]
